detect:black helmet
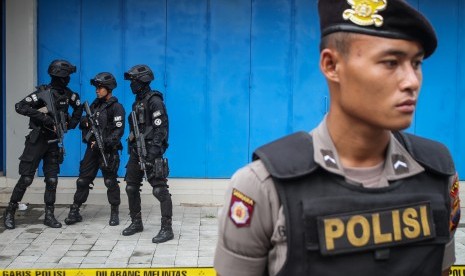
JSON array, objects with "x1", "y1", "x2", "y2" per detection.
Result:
[
  {"x1": 124, "y1": 64, "x2": 154, "y2": 83},
  {"x1": 48, "y1": 59, "x2": 77, "y2": 77},
  {"x1": 90, "y1": 72, "x2": 117, "y2": 90}
]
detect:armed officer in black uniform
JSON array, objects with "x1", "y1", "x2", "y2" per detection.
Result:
[
  {"x1": 64, "y1": 72, "x2": 125, "y2": 226},
  {"x1": 3, "y1": 59, "x2": 83, "y2": 229},
  {"x1": 122, "y1": 64, "x2": 173, "y2": 243}
]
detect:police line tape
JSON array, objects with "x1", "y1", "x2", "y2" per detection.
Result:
[
  {"x1": 451, "y1": 266, "x2": 465, "y2": 275},
  {"x1": 3, "y1": 267, "x2": 465, "y2": 275},
  {"x1": 0, "y1": 268, "x2": 217, "y2": 276}
]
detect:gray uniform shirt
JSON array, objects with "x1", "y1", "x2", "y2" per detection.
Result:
[{"x1": 214, "y1": 119, "x2": 456, "y2": 276}]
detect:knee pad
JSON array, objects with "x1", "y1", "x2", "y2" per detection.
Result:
[
  {"x1": 152, "y1": 186, "x2": 170, "y2": 202},
  {"x1": 104, "y1": 178, "x2": 118, "y2": 189},
  {"x1": 126, "y1": 184, "x2": 140, "y2": 195},
  {"x1": 76, "y1": 178, "x2": 92, "y2": 189},
  {"x1": 18, "y1": 175, "x2": 34, "y2": 189},
  {"x1": 45, "y1": 177, "x2": 58, "y2": 190}
]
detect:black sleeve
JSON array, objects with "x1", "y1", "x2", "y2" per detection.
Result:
[
  {"x1": 148, "y1": 96, "x2": 169, "y2": 151},
  {"x1": 104, "y1": 103, "x2": 126, "y2": 149},
  {"x1": 68, "y1": 91, "x2": 84, "y2": 129},
  {"x1": 15, "y1": 91, "x2": 50, "y2": 124}
]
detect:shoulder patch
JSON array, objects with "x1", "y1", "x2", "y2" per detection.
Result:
[
  {"x1": 229, "y1": 188, "x2": 255, "y2": 227},
  {"x1": 450, "y1": 173, "x2": 461, "y2": 232},
  {"x1": 153, "y1": 110, "x2": 162, "y2": 118},
  {"x1": 154, "y1": 118, "x2": 162, "y2": 126}
]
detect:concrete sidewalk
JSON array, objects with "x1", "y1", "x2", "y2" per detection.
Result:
[
  {"x1": 0, "y1": 203, "x2": 219, "y2": 269},
  {"x1": 0, "y1": 177, "x2": 225, "y2": 269},
  {"x1": 1, "y1": 179, "x2": 465, "y2": 269}
]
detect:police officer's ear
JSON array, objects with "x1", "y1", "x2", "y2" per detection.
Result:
[{"x1": 320, "y1": 48, "x2": 341, "y2": 82}]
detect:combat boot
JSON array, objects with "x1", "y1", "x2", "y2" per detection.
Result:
[
  {"x1": 64, "y1": 204, "x2": 82, "y2": 225},
  {"x1": 109, "y1": 205, "x2": 119, "y2": 226},
  {"x1": 152, "y1": 217, "x2": 174, "y2": 243},
  {"x1": 122, "y1": 212, "x2": 143, "y2": 236},
  {"x1": 3, "y1": 202, "x2": 18, "y2": 229},
  {"x1": 43, "y1": 205, "x2": 62, "y2": 228}
]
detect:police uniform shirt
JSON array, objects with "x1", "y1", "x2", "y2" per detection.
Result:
[{"x1": 214, "y1": 118, "x2": 456, "y2": 276}]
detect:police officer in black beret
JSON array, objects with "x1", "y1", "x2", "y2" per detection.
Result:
[
  {"x1": 3, "y1": 59, "x2": 83, "y2": 229},
  {"x1": 64, "y1": 72, "x2": 125, "y2": 226},
  {"x1": 214, "y1": 1, "x2": 459, "y2": 275},
  {"x1": 122, "y1": 65, "x2": 173, "y2": 243}
]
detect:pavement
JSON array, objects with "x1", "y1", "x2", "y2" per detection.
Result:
[
  {"x1": 0, "y1": 203, "x2": 219, "y2": 269},
  {"x1": 1, "y1": 180, "x2": 465, "y2": 270}
]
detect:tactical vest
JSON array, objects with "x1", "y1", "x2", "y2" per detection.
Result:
[
  {"x1": 253, "y1": 131, "x2": 454, "y2": 276},
  {"x1": 83, "y1": 97, "x2": 121, "y2": 149},
  {"x1": 30, "y1": 85, "x2": 72, "y2": 130},
  {"x1": 90, "y1": 98, "x2": 116, "y2": 134},
  {"x1": 132, "y1": 90, "x2": 169, "y2": 149}
]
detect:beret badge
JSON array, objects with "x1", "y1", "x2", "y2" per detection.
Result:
[{"x1": 343, "y1": 0, "x2": 387, "y2": 27}]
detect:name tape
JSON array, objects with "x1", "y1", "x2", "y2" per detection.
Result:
[{"x1": 317, "y1": 202, "x2": 435, "y2": 255}]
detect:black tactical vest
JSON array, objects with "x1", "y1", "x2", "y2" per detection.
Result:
[
  {"x1": 132, "y1": 90, "x2": 169, "y2": 148},
  {"x1": 253, "y1": 131, "x2": 455, "y2": 276}
]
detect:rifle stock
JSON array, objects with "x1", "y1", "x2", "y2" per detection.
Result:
[{"x1": 84, "y1": 101, "x2": 108, "y2": 168}]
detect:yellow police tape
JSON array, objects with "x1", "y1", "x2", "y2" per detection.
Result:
[
  {"x1": 0, "y1": 268, "x2": 217, "y2": 276},
  {"x1": 4, "y1": 266, "x2": 465, "y2": 275},
  {"x1": 451, "y1": 266, "x2": 465, "y2": 275}
]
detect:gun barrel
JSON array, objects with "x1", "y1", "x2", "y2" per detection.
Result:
[
  {"x1": 131, "y1": 111, "x2": 149, "y2": 180},
  {"x1": 84, "y1": 101, "x2": 109, "y2": 168}
]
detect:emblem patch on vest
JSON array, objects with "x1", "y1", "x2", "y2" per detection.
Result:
[
  {"x1": 229, "y1": 188, "x2": 255, "y2": 227},
  {"x1": 450, "y1": 173, "x2": 461, "y2": 232},
  {"x1": 317, "y1": 202, "x2": 435, "y2": 255}
]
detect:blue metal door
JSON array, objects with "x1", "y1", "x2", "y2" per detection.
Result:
[
  {"x1": 36, "y1": 0, "x2": 464, "y2": 178},
  {"x1": 38, "y1": 0, "x2": 82, "y2": 176}
]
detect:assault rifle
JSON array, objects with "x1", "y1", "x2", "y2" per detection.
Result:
[
  {"x1": 38, "y1": 88, "x2": 67, "y2": 162},
  {"x1": 131, "y1": 111, "x2": 148, "y2": 180},
  {"x1": 83, "y1": 101, "x2": 108, "y2": 168}
]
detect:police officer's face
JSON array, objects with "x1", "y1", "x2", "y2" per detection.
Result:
[
  {"x1": 96, "y1": 86, "x2": 109, "y2": 99},
  {"x1": 326, "y1": 35, "x2": 424, "y2": 131}
]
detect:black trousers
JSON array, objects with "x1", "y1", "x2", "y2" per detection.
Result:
[
  {"x1": 124, "y1": 149, "x2": 172, "y2": 218},
  {"x1": 73, "y1": 144, "x2": 121, "y2": 206},
  {"x1": 10, "y1": 129, "x2": 61, "y2": 205}
]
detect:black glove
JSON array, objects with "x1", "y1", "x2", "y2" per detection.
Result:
[
  {"x1": 68, "y1": 119, "x2": 78, "y2": 130},
  {"x1": 79, "y1": 117, "x2": 90, "y2": 130}
]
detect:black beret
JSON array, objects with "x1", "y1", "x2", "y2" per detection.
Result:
[{"x1": 318, "y1": 0, "x2": 437, "y2": 58}]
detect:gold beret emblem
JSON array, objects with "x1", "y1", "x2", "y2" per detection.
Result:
[{"x1": 343, "y1": 0, "x2": 387, "y2": 27}]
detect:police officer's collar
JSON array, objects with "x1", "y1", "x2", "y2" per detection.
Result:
[
  {"x1": 92, "y1": 96, "x2": 117, "y2": 109},
  {"x1": 136, "y1": 87, "x2": 152, "y2": 100},
  {"x1": 312, "y1": 117, "x2": 424, "y2": 181}
]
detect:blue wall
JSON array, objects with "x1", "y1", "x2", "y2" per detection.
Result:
[{"x1": 36, "y1": 0, "x2": 465, "y2": 178}]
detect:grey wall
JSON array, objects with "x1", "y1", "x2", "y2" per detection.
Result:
[{"x1": 5, "y1": 0, "x2": 36, "y2": 180}]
